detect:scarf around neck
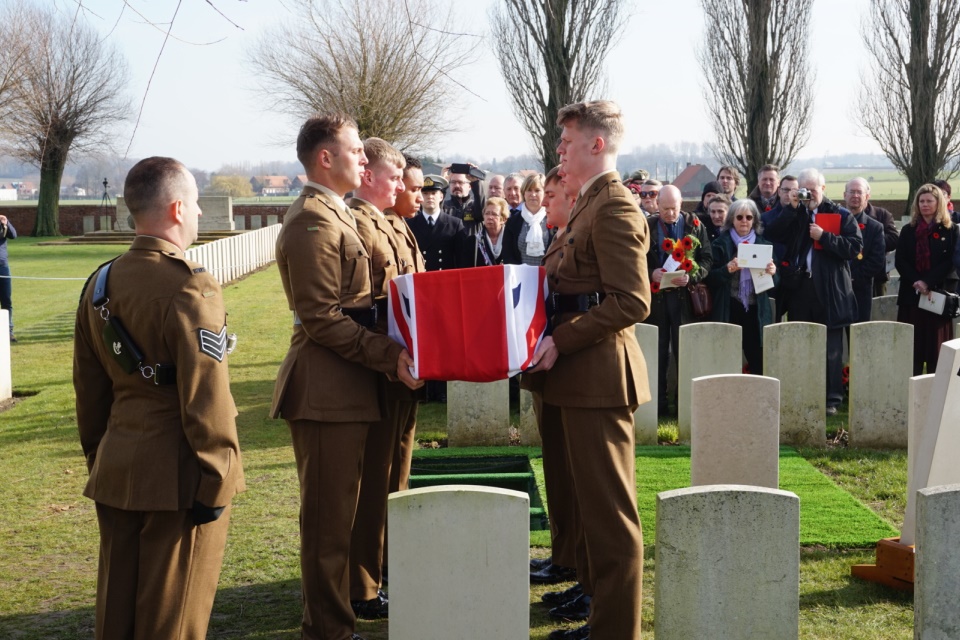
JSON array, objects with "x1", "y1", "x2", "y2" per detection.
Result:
[
  {"x1": 521, "y1": 204, "x2": 547, "y2": 257},
  {"x1": 729, "y1": 227, "x2": 757, "y2": 311},
  {"x1": 915, "y1": 218, "x2": 936, "y2": 273}
]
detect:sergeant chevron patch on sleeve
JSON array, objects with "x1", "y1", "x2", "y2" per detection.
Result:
[{"x1": 198, "y1": 326, "x2": 228, "y2": 362}]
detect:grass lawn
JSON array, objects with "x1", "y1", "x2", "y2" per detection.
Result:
[{"x1": 0, "y1": 241, "x2": 915, "y2": 638}]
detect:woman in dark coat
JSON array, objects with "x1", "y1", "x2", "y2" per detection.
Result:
[
  {"x1": 707, "y1": 199, "x2": 778, "y2": 374},
  {"x1": 470, "y1": 197, "x2": 510, "y2": 266},
  {"x1": 896, "y1": 183, "x2": 960, "y2": 375}
]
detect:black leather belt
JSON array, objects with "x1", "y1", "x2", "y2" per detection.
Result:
[
  {"x1": 341, "y1": 305, "x2": 379, "y2": 328},
  {"x1": 552, "y1": 292, "x2": 605, "y2": 313}
]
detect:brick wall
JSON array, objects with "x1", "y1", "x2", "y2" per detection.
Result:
[{"x1": 1, "y1": 205, "x2": 118, "y2": 236}]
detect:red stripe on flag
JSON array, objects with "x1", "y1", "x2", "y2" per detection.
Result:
[
  {"x1": 415, "y1": 266, "x2": 508, "y2": 381},
  {"x1": 519, "y1": 272, "x2": 548, "y2": 370}
]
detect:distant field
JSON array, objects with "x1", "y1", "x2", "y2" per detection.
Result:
[{"x1": 820, "y1": 168, "x2": 910, "y2": 200}]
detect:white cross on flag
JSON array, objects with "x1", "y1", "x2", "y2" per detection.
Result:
[{"x1": 388, "y1": 264, "x2": 548, "y2": 382}]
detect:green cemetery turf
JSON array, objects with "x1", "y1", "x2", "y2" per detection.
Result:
[{"x1": 413, "y1": 445, "x2": 898, "y2": 548}]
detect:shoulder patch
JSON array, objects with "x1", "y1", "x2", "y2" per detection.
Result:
[
  {"x1": 202, "y1": 290, "x2": 216, "y2": 298},
  {"x1": 193, "y1": 267, "x2": 206, "y2": 274},
  {"x1": 307, "y1": 226, "x2": 319, "y2": 231},
  {"x1": 198, "y1": 326, "x2": 228, "y2": 362}
]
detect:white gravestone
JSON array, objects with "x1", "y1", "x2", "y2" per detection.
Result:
[
  {"x1": 871, "y1": 295, "x2": 899, "y2": 322},
  {"x1": 690, "y1": 374, "x2": 780, "y2": 489},
  {"x1": 517, "y1": 389, "x2": 540, "y2": 446},
  {"x1": 633, "y1": 322, "x2": 658, "y2": 445},
  {"x1": 677, "y1": 322, "x2": 741, "y2": 442},
  {"x1": 655, "y1": 485, "x2": 800, "y2": 640},
  {"x1": 901, "y1": 339, "x2": 960, "y2": 546},
  {"x1": 447, "y1": 379, "x2": 510, "y2": 446},
  {"x1": 764, "y1": 322, "x2": 826, "y2": 446},
  {"x1": 848, "y1": 322, "x2": 913, "y2": 448},
  {"x1": 389, "y1": 486, "x2": 529, "y2": 640},
  {"x1": 902, "y1": 374, "x2": 936, "y2": 545},
  {"x1": 915, "y1": 483, "x2": 960, "y2": 639},
  {"x1": 0, "y1": 310, "x2": 10, "y2": 400}
]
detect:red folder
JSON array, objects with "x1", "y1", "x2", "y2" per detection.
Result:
[{"x1": 814, "y1": 213, "x2": 840, "y2": 249}]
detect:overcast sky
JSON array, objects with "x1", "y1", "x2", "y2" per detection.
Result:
[{"x1": 64, "y1": 0, "x2": 881, "y2": 171}]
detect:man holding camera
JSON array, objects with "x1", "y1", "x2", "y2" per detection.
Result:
[
  {"x1": 763, "y1": 168, "x2": 862, "y2": 416},
  {"x1": 443, "y1": 164, "x2": 486, "y2": 230}
]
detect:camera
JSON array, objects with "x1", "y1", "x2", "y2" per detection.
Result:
[{"x1": 796, "y1": 188, "x2": 812, "y2": 200}]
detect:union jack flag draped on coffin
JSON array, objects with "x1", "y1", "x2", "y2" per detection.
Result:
[{"x1": 388, "y1": 264, "x2": 548, "y2": 382}]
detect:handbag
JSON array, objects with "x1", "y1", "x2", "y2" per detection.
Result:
[
  {"x1": 941, "y1": 291, "x2": 960, "y2": 318},
  {"x1": 687, "y1": 282, "x2": 713, "y2": 319},
  {"x1": 917, "y1": 289, "x2": 960, "y2": 318}
]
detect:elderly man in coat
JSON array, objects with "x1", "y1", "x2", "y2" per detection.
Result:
[{"x1": 763, "y1": 168, "x2": 863, "y2": 416}]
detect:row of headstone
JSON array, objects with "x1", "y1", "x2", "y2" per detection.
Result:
[
  {"x1": 453, "y1": 319, "x2": 916, "y2": 449},
  {"x1": 391, "y1": 362, "x2": 960, "y2": 639},
  {"x1": 386, "y1": 478, "x2": 960, "y2": 638},
  {"x1": 0, "y1": 310, "x2": 10, "y2": 401}
]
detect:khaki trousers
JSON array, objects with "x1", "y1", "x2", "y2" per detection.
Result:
[
  {"x1": 561, "y1": 405, "x2": 643, "y2": 640},
  {"x1": 94, "y1": 502, "x2": 231, "y2": 640},
  {"x1": 533, "y1": 394, "x2": 580, "y2": 571},
  {"x1": 289, "y1": 420, "x2": 368, "y2": 640}
]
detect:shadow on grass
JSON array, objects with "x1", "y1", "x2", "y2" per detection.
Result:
[
  {"x1": 799, "y1": 550, "x2": 913, "y2": 610},
  {"x1": 0, "y1": 579, "x2": 334, "y2": 640}
]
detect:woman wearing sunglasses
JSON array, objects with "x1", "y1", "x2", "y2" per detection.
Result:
[{"x1": 706, "y1": 198, "x2": 778, "y2": 374}]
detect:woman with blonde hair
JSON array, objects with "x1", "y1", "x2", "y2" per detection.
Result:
[
  {"x1": 471, "y1": 197, "x2": 510, "y2": 266},
  {"x1": 503, "y1": 173, "x2": 550, "y2": 265},
  {"x1": 895, "y1": 183, "x2": 960, "y2": 374}
]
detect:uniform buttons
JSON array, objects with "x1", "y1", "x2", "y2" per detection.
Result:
[
  {"x1": 559, "y1": 252, "x2": 564, "y2": 258},
  {"x1": 568, "y1": 238, "x2": 574, "y2": 244}
]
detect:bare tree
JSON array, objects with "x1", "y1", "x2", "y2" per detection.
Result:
[
  {"x1": 0, "y1": 7, "x2": 28, "y2": 130},
  {"x1": 248, "y1": 0, "x2": 478, "y2": 151},
  {"x1": 2, "y1": 5, "x2": 129, "y2": 236},
  {"x1": 858, "y1": 0, "x2": 960, "y2": 209},
  {"x1": 697, "y1": 0, "x2": 814, "y2": 193},
  {"x1": 490, "y1": 0, "x2": 627, "y2": 170}
]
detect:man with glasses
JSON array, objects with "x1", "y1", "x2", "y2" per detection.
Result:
[
  {"x1": 844, "y1": 178, "x2": 886, "y2": 319},
  {"x1": 443, "y1": 166, "x2": 485, "y2": 230},
  {"x1": 844, "y1": 177, "x2": 898, "y2": 296}
]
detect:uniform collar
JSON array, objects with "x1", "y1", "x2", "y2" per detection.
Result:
[{"x1": 130, "y1": 235, "x2": 184, "y2": 258}]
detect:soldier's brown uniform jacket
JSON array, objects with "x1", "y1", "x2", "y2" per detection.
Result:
[
  {"x1": 271, "y1": 187, "x2": 403, "y2": 422},
  {"x1": 73, "y1": 235, "x2": 245, "y2": 511}
]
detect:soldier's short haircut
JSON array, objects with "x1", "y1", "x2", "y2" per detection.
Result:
[
  {"x1": 364, "y1": 137, "x2": 405, "y2": 169},
  {"x1": 124, "y1": 156, "x2": 189, "y2": 218},
  {"x1": 403, "y1": 155, "x2": 422, "y2": 171},
  {"x1": 296, "y1": 112, "x2": 358, "y2": 170},
  {"x1": 544, "y1": 165, "x2": 562, "y2": 185},
  {"x1": 556, "y1": 100, "x2": 625, "y2": 152}
]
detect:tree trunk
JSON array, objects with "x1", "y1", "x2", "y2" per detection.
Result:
[
  {"x1": 33, "y1": 152, "x2": 66, "y2": 237},
  {"x1": 744, "y1": 0, "x2": 772, "y2": 195},
  {"x1": 905, "y1": 0, "x2": 936, "y2": 215}
]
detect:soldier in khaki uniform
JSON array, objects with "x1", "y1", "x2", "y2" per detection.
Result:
[
  {"x1": 73, "y1": 156, "x2": 245, "y2": 640},
  {"x1": 270, "y1": 114, "x2": 420, "y2": 640},
  {"x1": 346, "y1": 137, "x2": 406, "y2": 618},
  {"x1": 529, "y1": 101, "x2": 651, "y2": 640},
  {"x1": 382, "y1": 155, "x2": 427, "y2": 494}
]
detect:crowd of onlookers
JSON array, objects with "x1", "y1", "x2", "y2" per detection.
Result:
[{"x1": 420, "y1": 163, "x2": 959, "y2": 417}]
